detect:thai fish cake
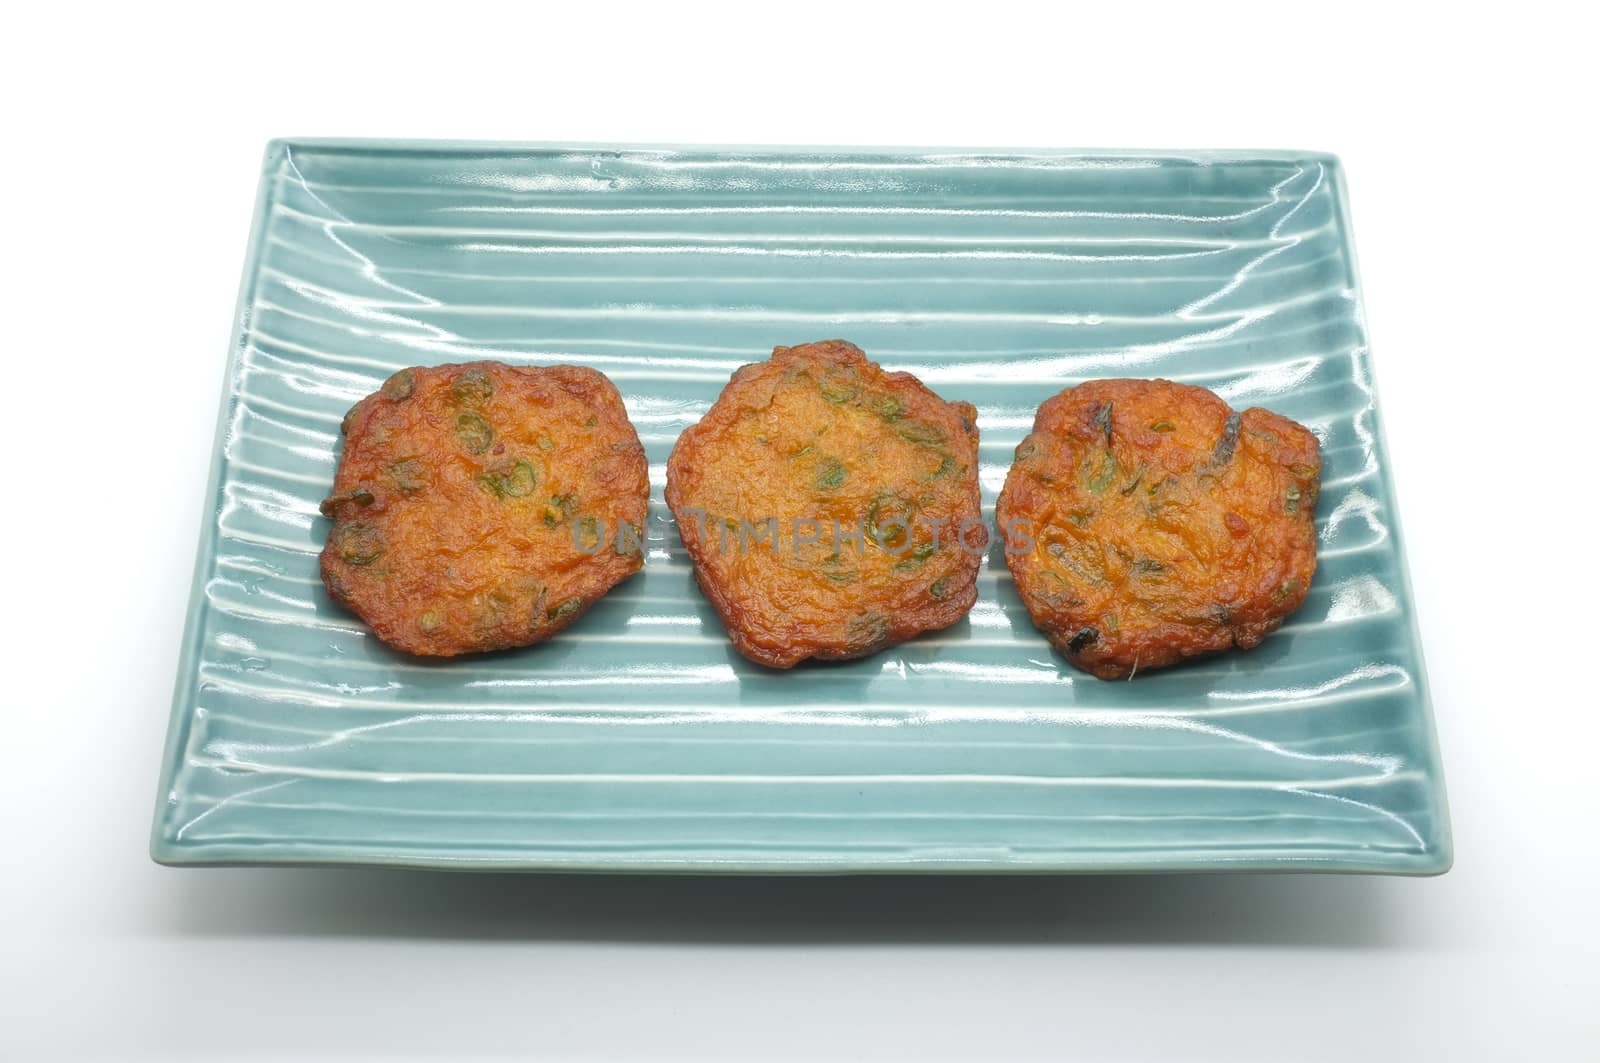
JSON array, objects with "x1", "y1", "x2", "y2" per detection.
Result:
[
  {"x1": 319, "y1": 361, "x2": 649, "y2": 656},
  {"x1": 665, "y1": 340, "x2": 982, "y2": 668},
  {"x1": 996, "y1": 378, "x2": 1320, "y2": 679}
]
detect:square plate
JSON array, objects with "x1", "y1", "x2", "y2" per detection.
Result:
[{"x1": 152, "y1": 141, "x2": 1450, "y2": 873}]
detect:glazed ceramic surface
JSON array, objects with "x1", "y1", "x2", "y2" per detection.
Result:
[{"x1": 152, "y1": 141, "x2": 1449, "y2": 873}]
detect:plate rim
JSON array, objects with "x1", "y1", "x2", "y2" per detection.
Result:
[{"x1": 150, "y1": 140, "x2": 1451, "y2": 876}]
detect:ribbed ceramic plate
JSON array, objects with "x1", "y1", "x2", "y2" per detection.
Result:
[{"x1": 152, "y1": 141, "x2": 1449, "y2": 873}]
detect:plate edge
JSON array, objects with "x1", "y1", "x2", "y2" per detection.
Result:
[
  {"x1": 151, "y1": 846, "x2": 1453, "y2": 877},
  {"x1": 263, "y1": 137, "x2": 1342, "y2": 165},
  {"x1": 149, "y1": 143, "x2": 1452, "y2": 877},
  {"x1": 148, "y1": 140, "x2": 288, "y2": 865},
  {"x1": 1324, "y1": 157, "x2": 1454, "y2": 869}
]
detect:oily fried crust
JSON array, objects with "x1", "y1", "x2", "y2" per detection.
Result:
[
  {"x1": 319, "y1": 361, "x2": 648, "y2": 656},
  {"x1": 995, "y1": 378, "x2": 1321, "y2": 679},
  {"x1": 665, "y1": 340, "x2": 982, "y2": 668}
]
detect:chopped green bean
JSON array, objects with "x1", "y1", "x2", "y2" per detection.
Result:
[
  {"x1": 379, "y1": 369, "x2": 414, "y2": 401},
  {"x1": 334, "y1": 522, "x2": 382, "y2": 565},
  {"x1": 450, "y1": 367, "x2": 493, "y2": 405},
  {"x1": 1086, "y1": 451, "x2": 1117, "y2": 493},
  {"x1": 543, "y1": 493, "x2": 576, "y2": 526},
  {"x1": 895, "y1": 420, "x2": 946, "y2": 446},
  {"x1": 575, "y1": 516, "x2": 601, "y2": 551},
  {"x1": 387, "y1": 458, "x2": 428, "y2": 494},
  {"x1": 894, "y1": 542, "x2": 937, "y2": 571},
  {"x1": 455, "y1": 411, "x2": 493, "y2": 453},
  {"x1": 318, "y1": 487, "x2": 375, "y2": 516},
  {"x1": 480, "y1": 460, "x2": 537, "y2": 498},
  {"x1": 547, "y1": 598, "x2": 585, "y2": 622},
  {"x1": 847, "y1": 613, "x2": 890, "y2": 648},
  {"x1": 818, "y1": 366, "x2": 860, "y2": 403},
  {"x1": 867, "y1": 491, "x2": 915, "y2": 549}
]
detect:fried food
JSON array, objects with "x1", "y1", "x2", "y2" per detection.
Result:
[
  {"x1": 319, "y1": 361, "x2": 648, "y2": 656},
  {"x1": 996, "y1": 378, "x2": 1321, "y2": 679},
  {"x1": 665, "y1": 340, "x2": 982, "y2": 668}
]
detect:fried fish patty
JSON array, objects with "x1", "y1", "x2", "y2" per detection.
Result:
[
  {"x1": 665, "y1": 340, "x2": 982, "y2": 669},
  {"x1": 319, "y1": 361, "x2": 649, "y2": 656},
  {"x1": 996, "y1": 379, "x2": 1321, "y2": 679}
]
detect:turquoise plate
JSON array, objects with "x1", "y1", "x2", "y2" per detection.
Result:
[{"x1": 152, "y1": 141, "x2": 1450, "y2": 873}]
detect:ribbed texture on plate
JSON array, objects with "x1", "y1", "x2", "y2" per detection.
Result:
[{"x1": 152, "y1": 143, "x2": 1449, "y2": 872}]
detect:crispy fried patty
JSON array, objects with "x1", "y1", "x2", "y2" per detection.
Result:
[
  {"x1": 996, "y1": 379, "x2": 1321, "y2": 679},
  {"x1": 665, "y1": 340, "x2": 982, "y2": 668},
  {"x1": 319, "y1": 361, "x2": 648, "y2": 656}
]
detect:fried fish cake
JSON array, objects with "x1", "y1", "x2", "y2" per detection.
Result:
[
  {"x1": 665, "y1": 340, "x2": 982, "y2": 669},
  {"x1": 996, "y1": 379, "x2": 1321, "y2": 679},
  {"x1": 319, "y1": 361, "x2": 649, "y2": 656}
]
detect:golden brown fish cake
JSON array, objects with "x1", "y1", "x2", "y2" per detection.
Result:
[
  {"x1": 665, "y1": 340, "x2": 982, "y2": 669},
  {"x1": 319, "y1": 361, "x2": 648, "y2": 656},
  {"x1": 996, "y1": 378, "x2": 1321, "y2": 679}
]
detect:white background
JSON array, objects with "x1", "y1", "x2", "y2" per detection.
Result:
[{"x1": 3, "y1": 3, "x2": 1596, "y2": 1060}]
